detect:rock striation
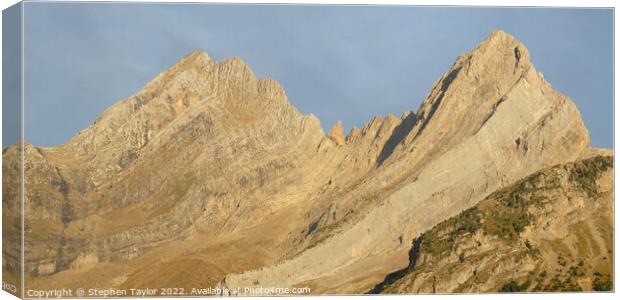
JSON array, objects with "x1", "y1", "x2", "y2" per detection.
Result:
[{"x1": 2, "y1": 30, "x2": 611, "y2": 294}]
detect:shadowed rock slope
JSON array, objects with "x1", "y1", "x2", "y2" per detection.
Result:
[
  {"x1": 373, "y1": 155, "x2": 613, "y2": 293},
  {"x1": 2, "y1": 30, "x2": 610, "y2": 295}
]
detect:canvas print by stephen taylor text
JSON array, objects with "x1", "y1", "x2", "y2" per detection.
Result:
[{"x1": 1, "y1": 1, "x2": 615, "y2": 298}]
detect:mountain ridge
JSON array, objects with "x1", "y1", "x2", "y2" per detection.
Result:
[
  {"x1": 373, "y1": 155, "x2": 613, "y2": 293},
  {"x1": 2, "y1": 30, "x2": 610, "y2": 295}
]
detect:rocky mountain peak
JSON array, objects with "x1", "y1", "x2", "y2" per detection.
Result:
[
  {"x1": 379, "y1": 30, "x2": 550, "y2": 166},
  {"x1": 483, "y1": 30, "x2": 525, "y2": 48},
  {"x1": 219, "y1": 56, "x2": 256, "y2": 81},
  {"x1": 327, "y1": 121, "x2": 345, "y2": 145},
  {"x1": 466, "y1": 30, "x2": 531, "y2": 74},
  {"x1": 178, "y1": 50, "x2": 213, "y2": 67},
  {"x1": 400, "y1": 110, "x2": 414, "y2": 120}
]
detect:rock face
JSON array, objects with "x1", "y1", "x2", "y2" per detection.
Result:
[
  {"x1": 373, "y1": 156, "x2": 613, "y2": 293},
  {"x1": 2, "y1": 30, "x2": 610, "y2": 294},
  {"x1": 327, "y1": 121, "x2": 345, "y2": 145}
]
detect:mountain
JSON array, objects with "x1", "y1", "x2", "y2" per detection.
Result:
[
  {"x1": 372, "y1": 155, "x2": 613, "y2": 293},
  {"x1": 2, "y1": 30, "x2": 611, "y2": 295}
]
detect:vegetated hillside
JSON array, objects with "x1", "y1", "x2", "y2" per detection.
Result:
[{"x1": 373, "y1": 155, "x2": 613, "y2": 293}]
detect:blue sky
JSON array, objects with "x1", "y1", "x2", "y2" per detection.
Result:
[{"x1": 7, "y1": 3, "x2": 614, "y2": 148}]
